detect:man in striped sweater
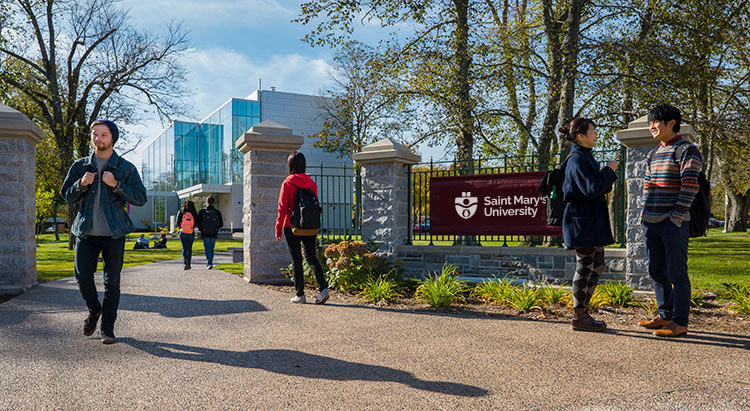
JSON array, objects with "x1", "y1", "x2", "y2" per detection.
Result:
[{"x1": 638, "y1": 104, "x2": 702, "y2": 337}]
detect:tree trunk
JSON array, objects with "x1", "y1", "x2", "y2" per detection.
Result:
[
  {"x1": 454, "y1": 0, "x2": 474, "y2": 172},
  {"x1": 538, "y1": 0, "x2": 564, "y2": 171},
  {"x1": 556, "y1": 0, "x2": 584, "y2": 157},
  {"x1": 724, "y1": 188, "x2": 750, "y2": 232}
]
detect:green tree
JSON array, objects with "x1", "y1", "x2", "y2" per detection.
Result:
[{"x1": 0, "y1": 0, "x2": 190, "y2": 247}]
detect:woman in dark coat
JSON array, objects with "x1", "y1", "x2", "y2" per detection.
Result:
[{"x1": 560, "y1": 118, "x2": 619, "y2": 332}]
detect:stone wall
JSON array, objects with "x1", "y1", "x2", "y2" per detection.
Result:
[
  {"x1": 397, "y1": 246, "x2": 627, "y2": 283},
  {"x1": 624, "y1": 145, "x2": 652, "y2": 289},
  {"x1": 360, "y1": 163, "x2": 410, "y2": 257},
  {"x1": 0, "y1": 137, "x2": 37, "y2": 293}
]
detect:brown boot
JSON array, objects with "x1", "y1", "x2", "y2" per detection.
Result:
[
  {"x1": 638, "y1": 315, "x2": 670, "y2": 329},
  {"x1": 653, "y1": 322, "x2": 688, "y2": 337},
  {"x1": 571, "y1": 307, "x2": 607, "y2": 332}
]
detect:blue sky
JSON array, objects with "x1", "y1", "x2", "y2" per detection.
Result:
[{"x1": 121, "y1": 0, "x2": 445, "y2": 165}]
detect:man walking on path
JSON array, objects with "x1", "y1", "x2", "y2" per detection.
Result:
[
  {"x1": 61, "y1": 120, "x2": 147, "y2": 344},
  {"x1": 198, "y1": 196, "x2": 223, "y2": 269},
  {"x1": 638, "y1": 104, "x2": 702, "y2": 338}
]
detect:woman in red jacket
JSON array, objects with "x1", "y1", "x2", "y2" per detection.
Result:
[{"x1": 275, "y1": 152, "x2": 329, "y2": 304}]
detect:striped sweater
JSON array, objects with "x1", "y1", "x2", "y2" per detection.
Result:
[{"x1": 642, "y1": 137, "x2": 703, "y2": 226}]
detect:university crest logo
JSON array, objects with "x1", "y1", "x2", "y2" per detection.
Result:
[{"x1": 455, "y1": 192, "x2": 478, "y2": 219}]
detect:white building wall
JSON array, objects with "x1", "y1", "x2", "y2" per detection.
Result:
[{"x1": 256, "y1": 90, "x2": 350, "y2": 168}]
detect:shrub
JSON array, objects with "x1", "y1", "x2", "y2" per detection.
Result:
[
  {"x1": 360, "y1": 273, "x2": 403, "y2": 305},
  {"x1": 729, "y1": 296, "x2": 750, "y2": 315},
  {"x1": 540, "y1": 283, "x2": 572, "y2": 307},
  {"x1": 323, "y1": 241, "x2": 396, "y2": 292},
  {"x1": 638, "y1": 297, "x2": 659, "y2": 317},
  {"x1": 596, "y1": 282, "x2": 635, "y2": 307},
  {"x1": 415, "y1": 264, "x2": 468, "y2": 308},
  {"x1": 472, "y1": 276, "x2": 519, "y2": 305},
  {"x1": 720, "y1": 283, "x2": 750, "y2": 315},
  {"x1": 508, "y1": 285, "x2": 543, "y2": 312}
]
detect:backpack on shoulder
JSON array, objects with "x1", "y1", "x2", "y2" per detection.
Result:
[
  {"x1": 180, "y1": 212, "x2": 195, "y2": 234},
  {"x1": 290, "y1": 186, "x2": 322, "y2": 236},
  {"x1": 537, "y1": 152, "x2": 578, "y2": 226},
  {"x1": 648, "y1": 142, "x2": 711, "y2": 238},
  {"x1": 201, "y1": 208, "x2": 221, "y2": 236}
]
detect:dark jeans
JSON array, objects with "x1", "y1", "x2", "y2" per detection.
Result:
[
  {"x1": 284, "y1": 226, "x2": 327, "y2": 297},
  {"x1": 203, "y1": 236, "x2": 216, "y2": 266},
  {"x1": 180, "y1": 232, "x2": 194, "y2": 264},
  {"x1": 74, "y1": 235, "x2": 126, "y2": 333},
  {"x1": 643, "y1": 219, "x2": 691, "y2": 326}
]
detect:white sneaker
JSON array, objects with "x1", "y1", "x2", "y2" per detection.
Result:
[
  {"x1": 290, "y1": 295, "x2": 306, "y2": 304},
  {"x1": 315, "y1": 288, "x2": 330, "y2": 305}
]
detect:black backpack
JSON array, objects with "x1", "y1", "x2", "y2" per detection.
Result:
[
  {"x1": 290, "y1": 187, "x2": 322, "y2": 236},
  {"x1": 201, "y1": 208, "x2": 221, "y2": 236},
  {"x1": 537, "y1": 152, "x2": 578, "y2": 226},
  {"x1": 648, "y1": 142, "x2": 710, "y2": 238}
]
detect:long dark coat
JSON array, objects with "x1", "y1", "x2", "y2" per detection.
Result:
[{"x1": 561, "y1": 144, "x2": 618, "y2": 248}]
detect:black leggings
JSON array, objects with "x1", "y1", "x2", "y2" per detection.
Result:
[{"x1": 284, "y1": 227, "x2": 327, "y2": 296}]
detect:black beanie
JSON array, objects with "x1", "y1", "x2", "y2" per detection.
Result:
[{"x1": 93, "y1": 119, "x2": 120, "y2": 144}]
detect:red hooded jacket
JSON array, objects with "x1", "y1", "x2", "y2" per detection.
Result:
[{"x1": 275, "y1": 173, "x2": 319, "y2": 238}]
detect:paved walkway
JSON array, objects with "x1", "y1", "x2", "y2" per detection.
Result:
[{"x1": 1, "y1": 254, "x2": 748, "y2": 410}]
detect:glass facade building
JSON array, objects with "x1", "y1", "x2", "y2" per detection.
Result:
[{"x1": 141, "y1": 98, "x2": 260, "y2": 225}]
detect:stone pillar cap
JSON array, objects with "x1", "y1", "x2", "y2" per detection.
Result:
[
  {"x1": 353, "y1": 138, "x2": 421, "y2": 165},
  {"x1": 615, "y1": 115, "x2": 696, "y2": 147},
  {"x1": 235, "y1": 120, "x2": 304, "y2": 154},
  {"x1": 0, "y1": 103, "x2": 44, "y2": 145}
]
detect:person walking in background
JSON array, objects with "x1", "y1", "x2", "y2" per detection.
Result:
[
  {"x1": 61, "y1": 119, "x2": 147, "y2": 344},
  {"x1": 197, "y1": 196, "x2": 223, "y2": 269},
  {"x1": 275, "y1": 152, "x2": 329, "y2": 304},
  {"x1": 638, "y1": 104, "x2": 702, "y2": 337},
  {"x1": 176, "y1": 200, "x2": 198, "y2": 270},
  {"x1": 559, "y1": 118, "x2": 619, "y2": 332}
]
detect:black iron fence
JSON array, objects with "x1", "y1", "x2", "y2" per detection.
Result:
[
  {"x1": 307, "y1": 163, "x2": 362, "y2": 243},
  {"x1": 407, "y1": 148, "x2": 627, "y2": 247}
]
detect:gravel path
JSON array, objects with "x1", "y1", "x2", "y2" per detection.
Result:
[{"x1": 1, "y1": 253, "x2": 748, "y2": 410}]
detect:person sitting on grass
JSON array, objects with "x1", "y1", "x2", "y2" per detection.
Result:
[
  {"x1": 133, "y1": 234, "x2": 149, "y2": 249},
  {"x1": 152, "y1": 233, "x2": 168, "y2": 249}
]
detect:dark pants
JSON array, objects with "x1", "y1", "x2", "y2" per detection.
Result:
[
  {"x1": 74, "y1": 235, "x2": 126, "y2": 333},
  {"x1": 203, "y1": 236, "x2": 216, "y2": 266},
  {"x1": 283, "y1": 227, "x2": 327, "y2": 297},
  {"x1": 180, "y1": 232, "x2": 194, "y2": 265},
  {"x1": 643, "y1": 219, "x2": 691, "y2": 326}
]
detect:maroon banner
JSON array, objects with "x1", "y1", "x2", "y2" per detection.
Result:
[{"x1": 429, "y1": 171, "x2": 562, "y2": 236}]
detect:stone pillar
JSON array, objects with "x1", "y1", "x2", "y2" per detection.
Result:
[
  {"x1": 236, "y1": 120, "x2": 303, "y2": 283},
  {"x1": 615, "y1": 115, "x2": 696, "y2": 289},
  {"x1": 353, "y1": 139, "x2": 421, "y2": 260},
  {"x1": 0, "y1": 104, "x2": 43, "y2": 294}
]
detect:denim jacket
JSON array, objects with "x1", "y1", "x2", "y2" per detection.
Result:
[{"x1": 61, "y1": 151, "x2": 147, "y2": 239}]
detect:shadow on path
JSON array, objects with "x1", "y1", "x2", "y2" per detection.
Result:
[
  {"x1": 0, "y1": 285, "x2": 267, "y2": 326},
  {"x1": 121, "y1": 338, "x2": 488, "y2": 398},
  {"x1": 610, "y1": 328, "x2": 750, "y2": 350}
]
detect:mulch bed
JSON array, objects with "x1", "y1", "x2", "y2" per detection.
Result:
[{"x1": 260, "y1": 282, "x2": 750, "y2": 335}]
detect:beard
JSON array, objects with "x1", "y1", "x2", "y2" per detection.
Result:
[{"x1": 93, "y1": 140, "x2": 113, "y2": 151}]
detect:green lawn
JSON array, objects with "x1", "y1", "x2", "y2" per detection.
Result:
[
  {"x1": 36, "y1": 233, "x2": 242, "y2": 282},
  {"x1": 689, "y1": 228, "x2": 750, "y2": 290}
]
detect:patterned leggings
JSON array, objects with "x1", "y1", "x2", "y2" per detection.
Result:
[{"x1": 573, "y1": 246, "x2": 606, "y2": 309}]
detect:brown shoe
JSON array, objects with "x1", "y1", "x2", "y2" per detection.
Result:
[
  {"x1": 653, "y1": 322, "x2": 688, "y2": 337},
  {"x1": 638, "y1": 315, "x2": 671, "y2": 329},
  {"x1": 571, "y1": 307, "x2": 607, "y2": 332}
]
